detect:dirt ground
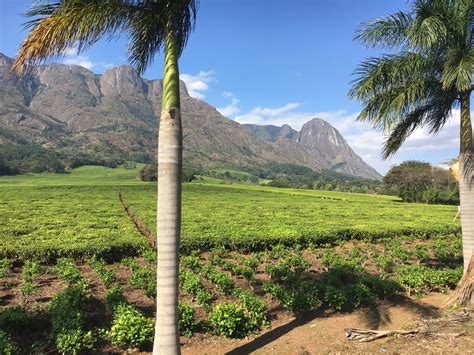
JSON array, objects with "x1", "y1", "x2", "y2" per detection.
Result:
[{"x1": 180, "y1": 293, "x2": 474, "y2": 355}]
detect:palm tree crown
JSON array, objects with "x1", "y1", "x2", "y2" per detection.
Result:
[
  {"x1": 13, "y1": 0, "x2": 197, "y2": 76},
  {"x1": 349, "y1": 0, "x2": 473, "y2": 159}
]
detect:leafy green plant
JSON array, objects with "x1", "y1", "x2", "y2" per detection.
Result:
[
  {"x1": 105, "y1": 285, "x2": 126, "y2": 310},
  {"x1": 0, "y1": 258, "x2": 12, "y2": 278},
  {"x1": 88, "y1": 257, "x2": 115, "y2": 287},
  {"x1": 397, "y1": 265, "x2": 463, "y2": 296},
  {"x1": 0, "y1": 330, "x2": 17, "y2": 355},
  {"x1": 203, "y1": 265, "x2": 236, "y2": 295},
  {"x1": 50, "y1": 286, "x2": 95, "y2": 354},
  {"x1": 109, "y1": 304, "x2": 153, "y2": 348},
  {"x1": 123, "y1": 258, "x2": 156, "y2": 299},
  {"x1": 130, "y1": 267, "x2": 156, "y2": 299},
  {"x1": 180, "y1": 270, "x2": 213, "y2": 310},
  {"x1": 21, "y1": 260, "x2": 41, "y2": 295},
  {"x1": 55, "y1": 258, "x2": 84, "y2": 285},
  {"x1": 55, "y1": 329, "x2": 95, "y2": 355},
  {"x1": 179, "y1": 303, "x2": 197, "y2": 337},
  {"x1": 234, "y1": 289, "x2": 269, "y2": 331},
  {"x1": 264, "y1": 253, "x2": 310, "y2": 282},
  {"x1": 210, "y1": 255, "x2": 255, "y2": 282},
  {"x1": 210, "y1": 303, "x2": 249, "y2": 338},
  {"x1": 0, "y1": 306, "x2": 29, "y2": 333},
  {"x1": 181, "y1": 255, "x2": 202, "y2": 272},
  {"x1": 263, "y1": 280, "x2": 321, "y2": 313}
]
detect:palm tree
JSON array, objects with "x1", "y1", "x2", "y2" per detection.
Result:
[
  {"x1": 349, "y1": 0, "x2": 473, "y2": 278},
  {"x1": 13, "y1": 0, "x2": 198, "y2": 353}
]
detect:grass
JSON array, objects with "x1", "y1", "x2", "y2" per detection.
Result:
[{"x1": 0, "y1": 165, "x2": 461, "y2": 260}]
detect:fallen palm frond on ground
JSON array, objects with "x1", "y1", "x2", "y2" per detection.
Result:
[{"x1": 345, "y1": 310, "x2": 470, "y2": 342}]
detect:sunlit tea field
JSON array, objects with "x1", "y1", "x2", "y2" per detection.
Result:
[
  {"x1": 0, "y1": 166, "x2": 465, "y2": 353},
  {"x1": 0, "y1": 166, "x2": 460, "y2": 261}
]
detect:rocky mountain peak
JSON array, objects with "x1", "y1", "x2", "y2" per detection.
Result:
[
  {"x1": 0, "y1": 55, "x2": 381, "y2": 180},
  {"x1": 244, "y1": 118, "x2": 381, "y2": 180},
  {"x1": 100, "y1": 65, "x2": 146, "y2": 96},
  {"x1": 0, "y1": 52, "x2": 13, "y2": 67}
]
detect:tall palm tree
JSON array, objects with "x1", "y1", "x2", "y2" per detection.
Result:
[
  {"x1": 13, "y1": 0, "x2": 198, "y2": 353},
  {"x1": 349, "y1": 0, "x2": 473, "y2": 276}
]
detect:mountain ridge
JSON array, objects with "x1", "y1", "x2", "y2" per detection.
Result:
[{"x1": 0, "y1": 52, "x2": 381, "y2": 180}]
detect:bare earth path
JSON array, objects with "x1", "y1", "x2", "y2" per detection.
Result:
[{"x1": 180, "y1": 293, "x2": 474, "y2": 354}]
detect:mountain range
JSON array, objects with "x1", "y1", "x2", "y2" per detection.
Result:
[{"x1": 0, "y1": 52, "x2": 381, "y2": 180}]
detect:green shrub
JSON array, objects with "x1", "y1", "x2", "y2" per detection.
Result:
[
  {"x1": 0, "y1": 258, "x2": 12, "y2": 278},
  {"x1": 397, "y1": 265, "x2": 463, "y2": 296},
  {"x1": 264, "y1": 253, "x2": 310, "y2": 281},
  {"x1": 55, "y1": 258, "x2": 84, "y2": 285},
  {"x1": 263, "y1": 280, "x2": 321, "y2": 313},
  {"x1": 50, "y1": 286, "x2": 94, "y2": 354},
  {"x1": 126, "y1": 263, "x2": 156, "y2": 299},
  {"x1": 179, "y1": 303, "x2": 197, "y2": 337},
  {"x1": 142, "y1": 249, "x2": 157, "y2": 264},
  {"x1": 89, "y1": 257, "x2": 115, "y2": 287},
  {"x1": 180, "y1": 270, "x2": 213, "y2": 310},
  {"x1": 105, "y1": 285, "x2": 126, "y2": 309},
  {"x1": 210, "y1": 303, "x2": 249, "y2": 338},
  {"x1": 110, "y1": 304, "x2": 154, "y2": 348},
  {"x1": 0, "y1": 331, "x2": 17, "y2": 355},
  {"x1": 203, "y1": 265, "x2": 236, "y2": 295},
  {"x1": 181, "y1": 255, "x2": 202, "y2": 272},
  {"x1": 0, "y1": 306, "x2": 29, "y2": 333},
  {"x1": 234, "y1": 290, "x2": 269, "y2": 331},
  {"x1": 55, "y1": 329, "x2": 95, "y2": 355},
  {"x1": 21, "y1": 260, "x2": 41, "y2": 295}
]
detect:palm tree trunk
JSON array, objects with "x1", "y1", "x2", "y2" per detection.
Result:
[
  {"x1": 459, "y1": 93, "x2": 473, "y2": 275},
  {"x1": 153, "y1": 32, "x2": 182, "y2": 355}
]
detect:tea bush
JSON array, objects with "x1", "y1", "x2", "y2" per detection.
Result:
[
  {"x1": 210, "y1": 303, "x2": 249, "y2": 338},
  {"x1": 179, "y1": 303, "x2": 198, "y2": 337},
  {"x1": 0, "y1": 331, "x2": 17, "y2": 355},
  {"x1": 397, "y1": 265, "x2": 463, "y2": 296},
  {"x1": 109, "y1": 304, "x2": 154, "y2": 348},
  {"x1": 49, "y1": 286, "x2": 95, "y2": 354}
]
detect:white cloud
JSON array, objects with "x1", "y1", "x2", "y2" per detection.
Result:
[
  {"x1": 179, "y1": 70, "x2": 215, "y2": 99},
  {"x1": 62, "y1": 46, "x2": 113, "y2": 71},
  {"x1": 232, "y1": 103, "x2": 463, "y2": 174},
  {"x1": 217, "y1": 91, "x2": 240, "y2": 117}
]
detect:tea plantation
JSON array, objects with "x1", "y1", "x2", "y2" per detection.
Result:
[
  {"x1": 0, "y1": 165, "x2": 460, "y2": 261},
  {"x1": 0, "y1": 166, "x2": 464, "y2": 353}
]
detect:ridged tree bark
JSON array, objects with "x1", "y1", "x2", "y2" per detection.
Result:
[
  {"x1": 154, "y1": 32, "x2": 182, "y2": 355},
  {"x1": 459, "y1": 93, "x2": 473, "y2": 275}
]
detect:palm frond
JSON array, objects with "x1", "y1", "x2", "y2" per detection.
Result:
[
  {"x1": 382, "y1": 106, "x2": 429, "y2": 158},
  {"x1": 383, "y1": 90, "x2": 456, "y2": 158},
  {"x1": 127, "y1": 0, "x2": 198, "y2": 74},
  {"x1": 354, "y1": 12, "x2": 412, "y2": 48},
  {"x1": 441, "y1": 48, "x2": 474, "y2": 92},
  {"x1": 13, "y1": 0, "x2": 139, "y2": 75}
]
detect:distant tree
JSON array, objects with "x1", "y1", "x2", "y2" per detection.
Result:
[
  {"x1": 350, "y1": 0, "x2": 473, "y2": 276},
  {"x1": 0, "y1": 159, "x2": 15, "y2": 176},
  {"x1": 14, "y1": 0, "x2": 199, "y2": 351},
  {"x1": 383, "y1": 161, "x2": 458, "y2": 204}
]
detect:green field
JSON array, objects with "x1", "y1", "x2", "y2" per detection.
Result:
[
  {"x1": 0, "y1": 165, "x2": 460, "y2": 260},
  {"x1": 0, "y1": 166, "x2": 466, "y2": 353}
]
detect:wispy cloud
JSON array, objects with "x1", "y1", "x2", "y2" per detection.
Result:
[
  {"x1": 180, "y1": 70, "x2": 215, "y2": 99},
  {"x1": 217, "y1": 92, "x2": 240, "y2": 117},
  {"x1": 62, "y1": 46, "x2": 113, "y2": 71}
]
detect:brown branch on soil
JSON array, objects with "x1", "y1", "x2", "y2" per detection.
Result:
[
  {"x1": 345, "y1": 328, "x2": 418, "y2": 342},
  {"x1": 119, "y1": 191, "x2": 156, "y2": 248},
  {"x1": 345, "y1": 310, "x2": 470, "y2": 343},
  {"x1": 444, "y1": 256, "x2": 474, "y2": 307}
]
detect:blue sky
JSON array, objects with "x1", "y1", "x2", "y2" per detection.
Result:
[{"x1": 0, "y1": 0, "x2": 462, "y2": 174}]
